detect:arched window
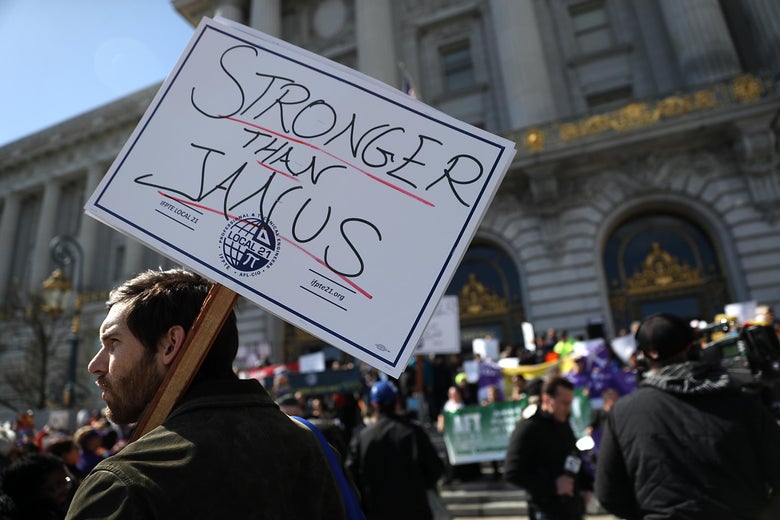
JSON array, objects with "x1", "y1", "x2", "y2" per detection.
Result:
[
  {"x1": 604, "y1": 213, "x2": 731, "y2": 333},
  {"x1": 446, "y1": 241, "x2": 525, "y2": 352}
]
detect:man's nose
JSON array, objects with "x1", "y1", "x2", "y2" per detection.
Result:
[{"x1": 88, "y1": 348, "x2": 108, "y2": 375}]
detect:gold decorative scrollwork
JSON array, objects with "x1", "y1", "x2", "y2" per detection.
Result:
[
  {"x1": 731, "y1": 75, "x2": 762, "y2": 102},
  {"x1": 625, "y1": 243, "x2": 704, "y2": 295},
  {"x1": 610, "y1": 102, "x2": 660, "y2": 131},
  {"x1": 513, "y1": 73, "x2": 768, "y2": 151},
  {"x1": 459, "y1": 273, "x2": 508, "y2": 316},
  {"x1": 523, "y1": 128, "x2": 545, "y2": 152}
]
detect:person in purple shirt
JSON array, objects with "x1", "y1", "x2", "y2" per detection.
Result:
[
  {"x1": 588, "y1": 365, "x2": 613, "y2": 405},
  {"x1": 566, "y1": 357, "x2": 592, "y2": 391},
  {"x1": 611, "y1": 365, "x2": 638, "y2": 396}
]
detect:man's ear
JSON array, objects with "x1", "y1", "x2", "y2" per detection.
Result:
[{"x1": 160, "y1": 325, "x2": 187, "y2": 367}]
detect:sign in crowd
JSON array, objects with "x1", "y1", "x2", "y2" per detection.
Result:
[{"x1": 441, "y1": 389, "x2": 591, "y2": 465}]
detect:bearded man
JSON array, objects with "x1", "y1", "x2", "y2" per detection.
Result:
[{"x1": 66, "y1": 269, "x2": 345, "y2": 519}]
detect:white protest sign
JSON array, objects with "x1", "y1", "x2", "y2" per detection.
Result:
[
  {"x1": 416, "y1": 295, "x2": 460, "y2": 355},
  {"x1": 298, "y1": 351, "x2": 326, "y2": 373},
  {"x1": 724, "y1": 301, "x2": 757, "y2": 324},
  {"x1": 522, "y1": 321, "x2": 535, "y2": 352},
  {"x1": 85, "y1": 17, "x2": 516, "y2": 378},
  {"x1": 611, "y1": 334, "x2": 636, "y2": 364},
  {"x1": 472, "y1": 338, "x2": 499, "y2": 360}
]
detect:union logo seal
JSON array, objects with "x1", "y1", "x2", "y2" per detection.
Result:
[{"x1": 218, "y1": 214, "x2": 280, "y2": 276}]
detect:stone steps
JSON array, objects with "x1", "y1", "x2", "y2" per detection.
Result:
[{"x1": 439, "y1": 481, "x2": 528, "y2": 518}]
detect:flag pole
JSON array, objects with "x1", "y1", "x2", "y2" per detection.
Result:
[{"x1": 398, "y1": 61, "x2": 422, "y2": 101}]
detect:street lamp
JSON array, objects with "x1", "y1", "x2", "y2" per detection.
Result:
[
  {"x1": 41, "y1": 268, "x2": 72, "y2": 319},
  {"x1": 46, "y1": 236, "x2": 84, "y2": 408}
]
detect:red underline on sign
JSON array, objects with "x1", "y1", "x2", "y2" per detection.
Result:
[
  {"x1": 222, "y1": 115, "x2": 435, "y2": 207},
  {"x1": 158, "y1": 191, "x2": 373, "y2": 300},
  {"x1": 256, "y1": 161, "x2": 300, "y2": 182}
]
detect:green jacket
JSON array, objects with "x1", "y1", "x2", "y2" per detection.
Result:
[{"x1": 66, "y1": 377, "x2": 346, "y2": 519}]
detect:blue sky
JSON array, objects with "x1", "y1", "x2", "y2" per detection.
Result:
[{"x1": 0, "y1": 0, "x2": 195, "y2": 146}]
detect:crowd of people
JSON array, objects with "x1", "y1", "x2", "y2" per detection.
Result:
[
  {"x1": 1, "y1": 265, "x2": 778, "y2": 520},
  {"x1": 0, "y1": 411, "x2": 124, "y2": 520}
]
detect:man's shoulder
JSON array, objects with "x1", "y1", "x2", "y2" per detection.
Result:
[
  {"x1": 511, "y1": 412, "x2": 549, "y2": 438},
  {"x1": 362, "y1": 414, "x2": 419, "y2": 436},
  {"x1": 614, "y1": 386, "x2": 657, "y2": 406},
  {"x1": 87, "y1": 428, "x2": 191, "y2": 477}
]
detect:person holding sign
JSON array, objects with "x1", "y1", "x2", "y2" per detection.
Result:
[{"x1": 66, "y1": 269, "x2": 345, "y2": 519}]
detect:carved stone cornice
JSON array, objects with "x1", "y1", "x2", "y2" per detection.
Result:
[
  {"x1": 518, "y1": 164, "x2": 565, "y2": 255},
  {"x1": 0, "y1": 85, "x2": 155, "y2": 189},
  {"x1": 173, "y1": 0, "x2": 220, "y2": 26},
  {"x1": 734, "y1": 115, "x2": 780, "y2": 223},
  {"x1": 507, "y1": 72, "x2": 779, "y2": 162},
  {"x1": 525, "y1": 164, "x2": 559, "y2": 205}
]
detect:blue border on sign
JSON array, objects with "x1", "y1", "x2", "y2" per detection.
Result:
[{"x1": 92, "y1": 21, "x2": 512, "y2": 369}]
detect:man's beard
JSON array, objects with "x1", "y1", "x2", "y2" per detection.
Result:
[{"x1": 98, "y1": 354, "x2": 164, "y2": 425}]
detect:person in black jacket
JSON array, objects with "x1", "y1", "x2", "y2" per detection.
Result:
[
  {"x1": 347, "y1": 380, "x2": 445, "y2": 520},
  {"x1": 504, "y1": 376, "x2": 593, "y2": 520},
  {"x1": 0, "y1": 453, "x2": 72, "y2": 520},
  {"x1": 595, "y1": 313, "x2": 780, "y2": 519}
]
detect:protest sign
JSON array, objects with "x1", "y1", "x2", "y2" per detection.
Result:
[
  {"x1": 472, "y1": 337, "x2": 499, "y2": 360},
  {"x1": 416, "y1": 295, "x2": 460, "y2": 355},
  {"x1": 477, "y1": 359, "x2": 505, "y2": 402},
  {"x1": 610, "y1": 334, "x2": 636, "y2": 364},
  {"x1": 501, "y1": 359, "x2": 562, "y2": 380},
  {"x1": 85, "y1": 17, "x2": 516, "y2": 378},
  {"x1": 441, "y1": 390, "x2": 591, "y2": 464},
  {"x1": 725, "y1": 300, "x2": 757, "y2": 324},
  {"x1": 299, "y1": 351, "x2": 326, "y2": 373},
  {"x1": 441, "y1": 401, "x2": 525, "y2": 464},
  {"x1": 253, "y1": 366, "x2": 363, "y2": 396}
]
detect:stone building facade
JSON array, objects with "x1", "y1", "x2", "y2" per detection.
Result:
[{"x1": 1, "y1": 0, "x2": 779, "y2": 411}]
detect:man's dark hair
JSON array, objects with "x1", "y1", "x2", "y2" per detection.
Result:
[
  {"x1": 543, "y1": 376, "x2": 574, "y2": 398},
  {"x1": 635, "y1": 313, "x2": 696, "y2": 366},
  {"x1": 107, "y1": 268, "x2": 238, "y2": 379},
  {"x1": 44, "y1": 436, "x2": 77, "y2": 458},
  {"x1": 0, "y1": 453, "x2": 66, "y2": 512}
]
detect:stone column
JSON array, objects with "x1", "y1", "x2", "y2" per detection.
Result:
[
  {"x1": 356, "y1": 0, "x2": 397, "y2": 86},
  {"x1": 658, "y1": 0, "x2": 741, "y2": 87},
  {"x1": 30, "y1": 182, "x2": 61, "y2": 287},
  {"x1": 0, "y1": 193, "x2": 21, "y2": 298},
  {"x1": 735, "y1": 114, "x2": 780, "y2": 223},
  {"x1": 78, "y1": 166, "x2": 104, "y2": 290},
  {"x1": 123, "y1": 239, "x2": 146, "y2": 280},
  {"x1": 249, "y1": 0, "x2": 281, "y2": 36},
  {"x1": 489, "y1": 0, "x2": 557, "y2": 128},
  {"x1": 214, "y1": 0, "x2": 245, "y2": 23},
  {"x1": 737, "y1": 0, "x2": 780, "y2": 71}
]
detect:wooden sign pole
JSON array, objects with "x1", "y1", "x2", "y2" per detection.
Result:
[{"x1": 129, "y1": 283, "x2": 239, "y2": 442}]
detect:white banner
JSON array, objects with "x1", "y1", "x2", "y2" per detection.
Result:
[{"x1": 85, "y1": 17, "x2": 515, "y2": 377}]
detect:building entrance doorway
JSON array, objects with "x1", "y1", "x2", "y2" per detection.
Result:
[
  {"x1": 445, "y1": 241, "x2": 525, "y2": 354},
  {"x1": 604, "y1": 213, "x2": 731, "y2": 334}
]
